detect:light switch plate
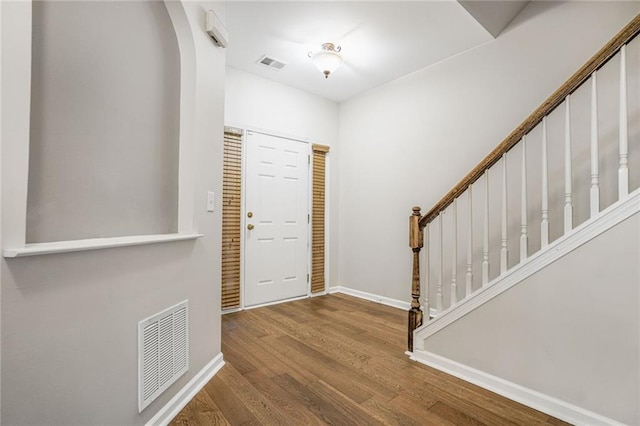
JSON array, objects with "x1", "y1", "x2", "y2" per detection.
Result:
[{"x1": 207, "y1": 191, "x2": 215, "y2": 212}]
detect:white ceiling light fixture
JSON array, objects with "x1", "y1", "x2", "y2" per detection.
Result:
[{"x1": 308, "y1": 43, "x2": 343, "y2": 79}]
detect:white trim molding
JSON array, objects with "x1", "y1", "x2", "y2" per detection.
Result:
[
  {"x1": 222, "y1": 292, "x2": 327, "y2": 315},
  {"x1": 145, "y1": 353, "x2": 225, "y2": 426},
  {"x1": 410, "y1": 350, "x2": 626, "y2": 426},
  {"x1": 414, "y1": 188, "x2": 640, "y2": 345},
  {"x1": 328, "y1": 286, "x2": 409, "y2": 311},
  {"x1": 244, "y1": 294, "x2": 308, "y2": 311},
  {"x1": 4, "y1": 233, "x2": 203, "y2": 258},
  {"x1": 226, "y1": 285, "x2": 433, "y2": 315},
  {"x1": 328, "y1": 286, "x2": 439, "y2": 317}
]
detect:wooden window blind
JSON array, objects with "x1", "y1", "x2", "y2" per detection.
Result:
[
  {"x1": 222, "y1": 128, "x2": 243, "y2": 309},
  {"x1": 311, "y1": 144, "x2": 330, "y2": 293}
]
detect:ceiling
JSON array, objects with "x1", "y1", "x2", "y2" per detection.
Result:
[{"x1": 224, "y1": 1, "x2": 528, "y2": 103}]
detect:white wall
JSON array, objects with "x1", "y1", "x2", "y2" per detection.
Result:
[
  {"x1": 1, "y1": 1, "x2": 226, "y2": 425},
  {"x1": 424, "y1": 212, "x2": 640, "y2": 425},
  {"x1": 337, "y1": 1, "x2": 640, "y2": 302},
  {"x1": 0, "y1": 1, "x2": 3, "y2": 418},
  {"x1": 225, "y1": 67, "x2": 338, "y2": 146},
  {"x1": 225, "y1": 67, "x2": 341, "y2": 288}
]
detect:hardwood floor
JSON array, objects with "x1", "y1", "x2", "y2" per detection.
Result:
[{"x1": 171, "y1": 294, "x2": 570, "y2": 425}]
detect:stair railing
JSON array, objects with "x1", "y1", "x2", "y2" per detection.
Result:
[{"x1": 408, "y1": 14, "x2": 640, "y2": 352}]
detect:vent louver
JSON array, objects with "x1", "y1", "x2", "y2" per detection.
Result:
[
  {"x1": 257, "y1": 55, "x2": 287, "y2": 70},
  {"x1": 138, "y1": 301, "x2": 189, "y2": 412}
]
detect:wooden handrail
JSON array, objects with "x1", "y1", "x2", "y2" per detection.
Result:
[{"x1": 419, "y1": 13, "x2": 640, "y2": 228}]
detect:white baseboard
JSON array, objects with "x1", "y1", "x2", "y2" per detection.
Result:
[
  {"x1": 146, "y1": 353, "x2": 225, "y2": 426},
  {"x1": 328, "y1": 286, "x2": 438, "y2": 318},
  {"x1": 411, "y1": 350, "x2": 625, "y2": 426},
  {"x1": 222, "y1": 293, "x2": 327, "y2": 315},
  {"x1": 328, "y1": 286, "x2": 409, "y2": 310},
  {"x1": 244, "y1": 294, "x2": 308, "y2": 311}
]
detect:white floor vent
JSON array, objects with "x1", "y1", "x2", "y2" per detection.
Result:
[{"x1": 138, "y1": 300, "x2": 189, "y2": 412}]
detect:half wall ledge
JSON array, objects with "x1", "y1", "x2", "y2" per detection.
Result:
[{"x1": 3, "y1": 233, "x2": 203, "y2": 258}]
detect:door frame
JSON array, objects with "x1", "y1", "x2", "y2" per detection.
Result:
[{"x1": 237, "y1": 126, "x2": 314, "y2": 310}]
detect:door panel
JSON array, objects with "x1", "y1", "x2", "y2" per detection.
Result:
[{"x1": 244, "y1": 132, "x2": 309, "y2": 307}]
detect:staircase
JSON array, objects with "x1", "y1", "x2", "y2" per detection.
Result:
[{"x1": 407, "y1": 15, "x2": 640, "y2": 425}]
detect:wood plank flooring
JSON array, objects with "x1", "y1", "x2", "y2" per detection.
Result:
[{"x1": 171, "y1": 294, "x2": 571, "y2": 425}]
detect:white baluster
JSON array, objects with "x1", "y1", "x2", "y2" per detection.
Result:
[
  {"x1": 424, "y1": 224, "x2": 430, "y2": 319},
  {"x1": 564, "y1": 95, "x2": 573, "y2": 234},
  {"x1": 619, "y1": 44, "x2": 629, "y2": 199},
  {"x1": 590, "y1": 71, "x2": 600, "y2": 218},
  {"x1": 482, "y1": 170, "x2": 489, "y2": 285},
  {"x1": 541, "y1": 117, "x2": 549, "y2": 247},
  {"x1": 520, "y1": 136, "x2": 528, "y2": 262},
  {"x1": 501, "y1": 153, "x2": 508, "y2": 274},
  {"x1": 437, "y1": 212, "x2": 443, "y2": 312},
  {"x1": 466, "y1": 186, "x2": 473, "y2": 297},
  {"x1": 451, "y1": 200, "x2": 458, "y2": 305}
]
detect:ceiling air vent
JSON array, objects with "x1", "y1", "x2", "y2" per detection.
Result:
[{"x1": 257, "y1": 55, "x2": 287, "y2": 71}]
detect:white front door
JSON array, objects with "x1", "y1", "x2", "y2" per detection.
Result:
[{"x1": 244, "y1": 131, "x2": 309, "y2": 307}]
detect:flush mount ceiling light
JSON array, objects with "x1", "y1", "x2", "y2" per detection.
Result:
[{"x1": 308, "y1": 43, "x2": 343, "y2": 79}]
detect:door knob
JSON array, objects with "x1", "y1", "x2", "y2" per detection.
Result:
[{"x1": 247, "y1": 224, "x2": 254, "y2": 230}]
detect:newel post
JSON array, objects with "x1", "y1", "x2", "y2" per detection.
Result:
[{"x1": 408, "y1": 206, "x2": 424, "y2": 352}]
